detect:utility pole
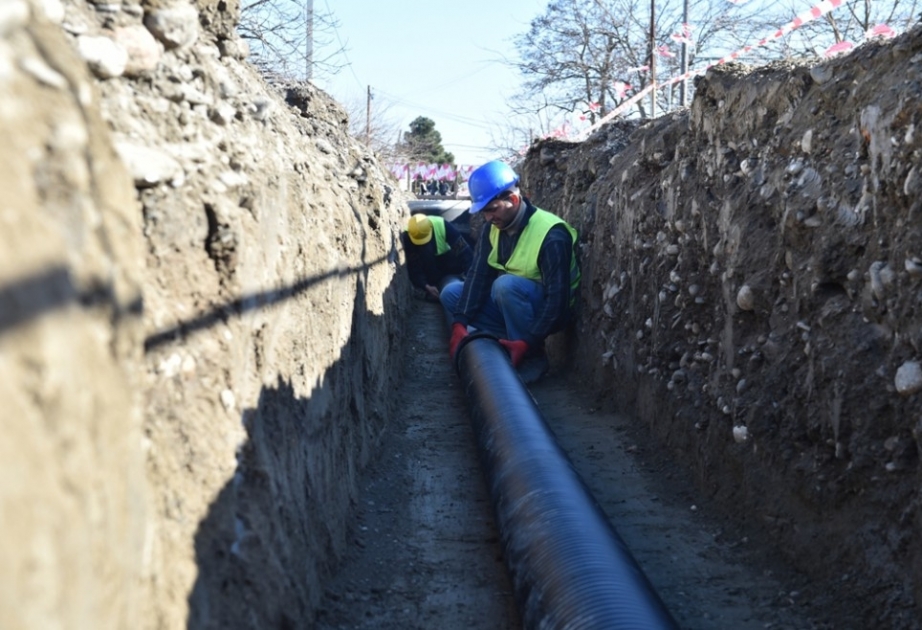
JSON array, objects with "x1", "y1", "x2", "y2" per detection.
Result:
[
  {"x1": 649, "y1": 0, "x2": 656, "y2": 120},
  {"x1": 679, "y1": 0, "x2": 689, "y2": 106},
  {"x1": 365, "y1": 85, "x2": 372, "y2": 146},
  {"x1": 305, "y1": 0, "x2": 313, "y2": 82}
]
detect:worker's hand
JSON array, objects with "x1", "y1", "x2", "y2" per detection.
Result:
[
  {"x1": 498, "y1": 339, "x2": 529, "y2": 367},
  {"x1": 425, "y1": 284, "x2": 440, "y2": 299},
  {"x1": 449, "y1": 323, "x2": 469, "y2": 359}
]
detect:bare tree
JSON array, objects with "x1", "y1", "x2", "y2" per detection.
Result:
[
  {"x1": 511, "y1": 0, "x2": 778, "y2": 123},
  {"x1": 509, "y1": 0, "x2": 915, "y2": 130},
  {"x1": 238, "y1": 0, "x2": 346, "y2": 81},
  {"x1": 486, "y1": 93, "x2": 577, "y2": 160},
  {"x1": 512, "y1": 0, "x2": 623, "y2": 125},
  {"x1": 338, "y1": 89, "x2": 405, "y2": 164},
  {"x1": 772, "y1": 0, "x2": 920, "y2": 57}
]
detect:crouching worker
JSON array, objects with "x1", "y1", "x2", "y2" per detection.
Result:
[
  {"x1": 402, "y1": 213, "x2": 473, "y2": 302},
  {"x1": 440, "y1": 160, "x2": 580, "y2": 382}
]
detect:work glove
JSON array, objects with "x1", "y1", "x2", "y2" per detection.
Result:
[
  {"x1": 449, "y1": 322, "x2": 469, "y2": 359},
  {"x1": 498, "y1": 339, "x2": 529, "y2": 367}
]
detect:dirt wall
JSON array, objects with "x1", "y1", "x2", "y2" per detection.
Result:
[
  {"x1": 522, "y1": 29, "x2": 922, "y2": 627},
  {"x1": 1, "y1": 1, "x2": 410, "y2": 628}
]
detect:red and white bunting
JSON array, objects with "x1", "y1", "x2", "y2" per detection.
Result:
[
  {"x1": 390, "y1": 163, "x2": 408, "y2": 180},
  {"x1": 670, "y1": 23, "x2": 694, "y2": 45},
  {"x1": 866, "y1": 24, "x2": 896, "y2": 39},
  {"x1": 573, "y1": 0, "x2": 865, "y2": 141},
  {"x1": 663, "y1": 0, "x2": 852, "y2": 91},
  {"x1": 824, "y1": 40, "x2": 854, "y2": 57},
  {"x1": 389, "y1": 163, "x2": 479, "y2": 182},
  {"x1": 613, "y1": 81, "x2": 633, "y2": 99},
  {"x1": 397, "y1": 1, "x2": 899, "y2": 160}
]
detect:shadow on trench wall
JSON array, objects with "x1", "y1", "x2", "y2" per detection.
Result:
[
  {"x1": 144, "y1": 248, "x2": 397, "y2": 352},
  {"x1": 0, "y1": 266, "x2": 142, "y2": 338},
  {"x1": 185, "y1": 263, "x2": 409, "y2": 629}
]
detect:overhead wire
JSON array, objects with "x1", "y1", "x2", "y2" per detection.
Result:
[
  {"x1": 319, "y1": 7, "x2": 500, "y2": 132},
  {"x1": 319, "y1": 4, "x2": 512, "y2": 162},
  {"x1": 322, "y1": 0, "x2": 363, "y2": 91},
  {"x1": 372, "y1": 88, "x2": 496, "y2": 129},
  {"x1": 384, "y1": 57, "x2": 500, "y2": 100}
]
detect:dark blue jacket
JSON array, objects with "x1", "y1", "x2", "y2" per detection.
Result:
[
  {"x1": 452, "y1": 199, "x2": 576, "y2": 345},
  {"x1": 400, "y1": 220, "x2": 473, "y2": 289}
]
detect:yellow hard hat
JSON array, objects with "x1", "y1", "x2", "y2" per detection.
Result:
[{"x1": 407, "y1": 213, "x2": 433, "y2": 245}]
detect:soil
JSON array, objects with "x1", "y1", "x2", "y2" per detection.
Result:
[
  {"x1": 7, "y1": 2, "x2": 922, "y2": 627},
  {"x1": 313, "y1": 299, "x2": 863, "y2": 629},
  {"x1": 313, "y1": 298, "x2": 518, "y2": 630},
  {"x1": 518, "y1": 34, "x2": 922, "y2": 629}
]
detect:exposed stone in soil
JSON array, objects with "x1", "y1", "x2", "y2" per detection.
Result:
[
  {"x1": 314, "y1": 301, "x2": 867, "y2": 629},
  {"x1": 5, "y1": 1, "x2": 922, "y2": 628}
]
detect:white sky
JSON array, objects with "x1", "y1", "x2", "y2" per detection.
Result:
[{"x1": 314, "y1": 0, "x2": 550, "y2": 167}]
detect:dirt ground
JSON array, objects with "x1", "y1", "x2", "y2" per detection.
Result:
[
  {"x1": 313, "y1": 299, "x2": 868, "y2": 629},
  {"x1": 518, "y1": 33, "x2": 922, "y2": 628},
  {"x1": 8, "y1": 2, "x2": 922, "y2": 627}
]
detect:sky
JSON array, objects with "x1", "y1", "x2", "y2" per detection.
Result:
[
  {"x1": 314, "y1": 0, "x2": 550, "y2": 167},
  {"x1": 309, "y1": 1, "x2": 905, "y2": 169}
]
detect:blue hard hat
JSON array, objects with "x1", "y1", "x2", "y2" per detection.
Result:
[{"x1": 468, "y1": 160, "x2": 519, "y2": 213}]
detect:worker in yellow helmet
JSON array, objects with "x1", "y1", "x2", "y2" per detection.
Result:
[{"x1": 401, "y1": 213, "x2": 473, "y2": 301}]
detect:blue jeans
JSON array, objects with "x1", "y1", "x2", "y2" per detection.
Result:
[{"x1": 440, "y1": 275, "x2": 545, "y2": 342}]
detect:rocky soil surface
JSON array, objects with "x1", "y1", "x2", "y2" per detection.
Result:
[
  {"x1": 3, "y1": 1, "x2": 408, "y2": 628},
  {"x1": 5, "y1": 0, "x2": 922, "y2": 627},
  {"x1": 313, "y1": 300, "x2": 868, "y2": 629},
  {"x1": 522, "y1": 28, "x2": 922, "y2": 629}
]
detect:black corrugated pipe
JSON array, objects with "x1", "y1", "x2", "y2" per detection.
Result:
[{"x1": 454, "y1": 333, "x2": 679, "y2": 630}]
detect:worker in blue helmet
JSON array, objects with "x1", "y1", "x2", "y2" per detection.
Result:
[{"x1": 441, "y1": 160, "x2": 580, "y2": 381}]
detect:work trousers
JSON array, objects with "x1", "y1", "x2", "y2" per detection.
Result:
[{"x1": 439, "y1": 274, "x2": 544, "y2": 343}]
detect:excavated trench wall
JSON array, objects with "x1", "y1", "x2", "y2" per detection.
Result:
[
  {"x1": 6, "y1": 0, "x2": 922, "y2": 626},
  {"x1": 521, "y1": 31, "x2": 922, "y2": 626},
  {"x1": 2, "y1": 0, "x2": 410, "y2": 628}
]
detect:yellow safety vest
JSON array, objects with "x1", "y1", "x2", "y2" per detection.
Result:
[
  {"x1": 405, "y1": 215, "x2": 450, "y2": 254},
  {"x1": 430, "y1": 216, "x2": 450, "y2": 256},
  {"x1": 487, "y1": 208, "x2": 580, "y2": 296}
]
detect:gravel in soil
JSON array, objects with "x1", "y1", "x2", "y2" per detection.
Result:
[{"x1": 314, "y1": 300, "x2": 856, "y2": 629}]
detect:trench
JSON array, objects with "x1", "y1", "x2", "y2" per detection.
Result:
[{"x1": 313, "y1": 300, "x2": 829, "y2": 630}]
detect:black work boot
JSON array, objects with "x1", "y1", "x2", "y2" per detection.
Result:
[{"x1": 516, "y1": 343, "x2": 549, "y2": 384}]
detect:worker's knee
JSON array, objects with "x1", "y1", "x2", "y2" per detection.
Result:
[
  {"x1": 492, "y1": 274, "x2": 539, "y2": 303},
  {"x1": 439, "y1": 279, "x2": 463, "y2": 311}
]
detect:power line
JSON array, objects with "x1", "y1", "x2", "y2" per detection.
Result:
[
  {"x1": 373, "y1": 89, "x2": 495, "y2": 129},
  {"x1": 322, "y1": 0, "x2": 363, "y2": 90},
  {"x1": 384, "y1": 58, "x2": 499, "y2": 100},
  {"x1": 443, "y1": 142, "x2": 494, "y2": 150}
]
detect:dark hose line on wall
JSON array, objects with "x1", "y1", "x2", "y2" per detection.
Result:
[{"x1": 454, "y1": 333, "x2": 679, "y2": 630}]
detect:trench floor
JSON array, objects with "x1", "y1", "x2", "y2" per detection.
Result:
[{"x1": 313, "y1": 299, "x2": 844, "y2": 629}]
